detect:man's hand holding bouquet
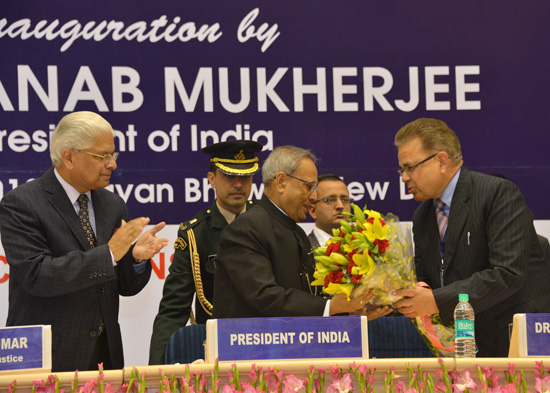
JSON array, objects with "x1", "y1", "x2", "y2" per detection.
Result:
[{"x1": 311, "y1": 203, "x2": 455, "y2": 357}]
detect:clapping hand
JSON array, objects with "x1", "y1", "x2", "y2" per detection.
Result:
[
  {"x1": 108, "y1": 218, "x2": 168, "y2": 262},
  {"x1": 132, "y1": 221, "x2": 168, "y2": 261}
]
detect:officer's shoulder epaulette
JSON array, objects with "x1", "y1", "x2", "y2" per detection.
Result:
[{"x1": 178, "y1": 208, "x2": 213, "y2": 231}]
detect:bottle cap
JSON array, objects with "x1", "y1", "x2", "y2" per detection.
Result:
[{"x1": 458, "y1": 293, "x2": 469, "y2": 300}]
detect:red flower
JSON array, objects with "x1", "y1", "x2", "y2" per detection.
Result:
[
  {"x1": 347, "y1": 261, "x2": 357, "y2": 276},
  {"x1": 326, "y1": 242, "x2": 334, "y2": 256},
  {"x1": 373, "y1": 239, "x2": 389, "y2": 254},
  {"x1": 332, "y1": 242, "x2": 341, "y2": 253},
  {"x1": 351, "y1": 275, "x2": 363, "y2": 284},
  {"x1": 348, "y1": 248, "x2": 358, "y2": 262},
  {"x1": 324, "y1": 275, "x2": 330, "y2": 288},
  {"x1": 328, "y1": 270, "x2": 344, "y2": 284},
  {"x1": 366, "y1": 217, "x2": 386, "y2": 226}
]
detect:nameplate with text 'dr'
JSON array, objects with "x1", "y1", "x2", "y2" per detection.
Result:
[{"x1": 509, "y1": 314, "x2": 550, "y2": 357}]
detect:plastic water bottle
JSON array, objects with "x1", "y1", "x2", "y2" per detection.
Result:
[{"x1": 454, "y1": 293, "x2": 476, "y2": 358}]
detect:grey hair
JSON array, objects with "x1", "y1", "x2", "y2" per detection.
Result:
[
  {"x1": 50, "y1": 111, "x2": 114, "y2": 167},
  {"x1": 394, "y1": 118, "x2": 463, "y2": 166},
  {"x1": 262, "y1": 145, "x2": 319, "y2": 185}
]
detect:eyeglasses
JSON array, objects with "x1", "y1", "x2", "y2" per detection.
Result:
[
  {"x1": 75, "y1": 150, "x2": 119, "y2": 163},
  {"x1": 311, "y1": 196, "x2": 353, "y2": 206},
  {"x1": 285, "y1": 173, "x2": 318, "y2": 192},
  {"x1": 397, "y1": 153, "x2": 437, "y2": 177}
]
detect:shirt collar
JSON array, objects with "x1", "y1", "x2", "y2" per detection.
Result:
[
  {"x1": 313, "y1": 226, "x2": 332, "y2": 246},
  {"x1": 216, "y1": 200, "x2": 247, "y2": 224},
  {"x1": 435, "y1": 168, "x2": 461, "y2": 213},
  {"x1": 265, "y1": 196, "x2": 289, "y2": 217}
]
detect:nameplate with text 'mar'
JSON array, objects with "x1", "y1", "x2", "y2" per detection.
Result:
[{"x1": 0, "y1": 325, "x2": 52, "y2": 374}]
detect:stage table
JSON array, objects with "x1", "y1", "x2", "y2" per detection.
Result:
[{"x1": 1, "y1": 357, "x2": 547, "y2": 393}]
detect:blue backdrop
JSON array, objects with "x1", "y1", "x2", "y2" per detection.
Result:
[
  {"x1": 1, "y1": 1, "x2": 549, "y2": 224},
  {"x1": 1, "y1": 0, "x2": 550, "y2": 367}
]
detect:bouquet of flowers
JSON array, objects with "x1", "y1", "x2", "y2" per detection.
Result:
[
  {"x1": 311, "y1": 203, "x2": 455, "y2": 357},
  {"x1": 311, "y1": 204, "x2": 416, "y2": 304}
]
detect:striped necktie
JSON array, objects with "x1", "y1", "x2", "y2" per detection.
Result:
[
  {"x1": 435, "y1": 198, "x2": 448, "y2": 241},
  {"x1": 78, "y1": 194, "x2": 97, "y2": 248}
]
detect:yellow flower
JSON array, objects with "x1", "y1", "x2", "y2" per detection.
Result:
[
  {"x1": 311, "y1": 263, "x2": 329, "y2": 286},
  {"x1": 352, "y1": 252, "x2": 376, "y2": 275},
  {"x1": 352, "y1": 204, "x2": 366, "y2": 223},
  {"x1": 363, "y1": 218, "x2": 388, "y2": 243},
  {"x1": 324, "y1": 282, "x2": 355, "y2": 300},
  {"x1": 365, "y1": 209, "x2": 383, "y2": 219},
  {"x1": 315, "y1": 246, "x2": 328, "y2": 255}
]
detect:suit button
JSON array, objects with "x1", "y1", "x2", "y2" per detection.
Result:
[
  {"x1": 100, "y1": 286, "x2": 105, "y2": 293},
  {"x1": 90, "y1": 331, "x2": 97, "y2": 337},
  {"x1": 89, "y1": 274, "x2": 93, "y2": 279},
  {"x1": 93, "y1": 272, "x2": 98, "y2": 277}
]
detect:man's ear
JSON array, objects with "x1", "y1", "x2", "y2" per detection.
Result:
[
  {"x1": 437, "y1": 151, "x2": 450, "y2": 172},
  {"x1": 274, "y1": 172, "x2": 286, "y2": 193},
  {"x1": 308, "y1": 204, "x2": 317, "y2": 220},
  {"x1": 207, "y1": 171, "x2": 216, "y2": 189},
  {"x1": 61, "y1": 148, "x2": 75, "y2": 169}
]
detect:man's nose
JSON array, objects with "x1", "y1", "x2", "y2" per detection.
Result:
[
  {"x1": 105, "y1": 159, "x2": 117, "y2": 170},
  {"x1": 232, "y1": 177, "x2": 243, "y2": 187}
]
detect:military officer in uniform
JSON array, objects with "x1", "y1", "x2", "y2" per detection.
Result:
[{"x1": 148, "y1": 139, "x2": 263, "y2": 365}]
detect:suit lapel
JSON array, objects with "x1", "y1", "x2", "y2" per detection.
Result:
[
  {"x1": 43, "y1": 168, "x2": 91, "y2": 250},
  {"x1": 443, "y1": 168, "x2": 471, "y2": 268},
  {"x1": 91, "y1": 190, "x2": 108, "y2": 245}
]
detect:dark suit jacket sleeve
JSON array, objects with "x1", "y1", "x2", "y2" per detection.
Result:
[
  {"x1": 148, "y1": 227, "x2": 194, "y2": 365},
  {"x1": 0, "y1": 182, "x2": 150, "y2": 298},
  {"x1": 110, "y1": 201, "x2": 152, "y2": 297},
  {"x1": 0, "y1": 185, "x2": 117, "y2": 297}
]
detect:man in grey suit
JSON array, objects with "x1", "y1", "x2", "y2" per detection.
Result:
[
  {"x1": 393, "y1": 118, "x2": 550, "y2": 357},
  {"x1": 307, "y1": 174, "x2": 352, "y2": 249},
  {"x1": 0, "y1": 111, "x2": 168, "y2": 372}
]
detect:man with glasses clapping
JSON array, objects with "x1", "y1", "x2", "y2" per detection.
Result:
[{"x1": 0, "y1": 111, "x2": 168, "y2": 372}]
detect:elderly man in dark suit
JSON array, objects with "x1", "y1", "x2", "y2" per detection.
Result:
[
  {"x1": 213, "y1": 145, "x2": 376, "y2": 319},
  {"x1": 0, "y1": 111, "x2": 168, "y2": 372},
  {"x1": 393, "y1": 118, "x2": 550, "y2": 357}
]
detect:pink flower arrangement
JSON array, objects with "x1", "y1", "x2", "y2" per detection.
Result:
[{"x1": 8, "y1": 360, "x2": 550, "y2": 393}]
